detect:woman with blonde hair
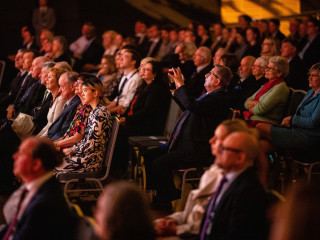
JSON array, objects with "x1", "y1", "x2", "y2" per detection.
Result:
[
  {"x1": 56, "y1": 76, "x2": 112, "y2": 173},
  {"x1": 37, "y1": 67, "x2": 68, "y2": 137}
]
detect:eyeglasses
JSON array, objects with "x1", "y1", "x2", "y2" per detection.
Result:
[
  {"x1": 252, "y1": 65, "x2": 265, "y2": 69},
  {"x1": 265, "y1": 67, "x2": 277, "y2": 72},
  {"x1": 218, "y1": 145, "x2": 243, "y2": 154},
  {"x1": 208, "y1": 71, "x2": 220, "y2": 79},
  {"x1": 308, "y1": 73, "x2": 320, "y2": 78},
  {"x1": 140, "y1": 68, "x2": 153, "y2": 72}
]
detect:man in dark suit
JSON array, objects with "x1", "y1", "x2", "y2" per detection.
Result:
[
  {"x1": 144, "y1": 24, "x2": 162, "y2": 58},
  {"x1": 145, "y1": 65, "x2": 233, "y2": 206},
  {"x1": 228, "y1": 56, "x2": 256, "y2": 110},
  {"x1": 269, "y1": 18, "x2": 286, "y2": 42},
  {"x1": 298, "y1": 18, "x2": 320, "y2": 69},
  {"x1": 281, "y1": 38, "x2": 308, "y2": 90},
  {"x1": 0, "y1": 137, "x2": 76, "y2": 240},
  {"x1": 185, "y1": 46, "x2": 212, "y2": 98},
  {"x1": 5, "y1": 50, "x2": 38, "y2": 119},
  {"x1": 47, "y1": 72, "x2": 81, "y2": 140},
  {"x1": 198, "y1": 132, "x2": 267, "y2": 240}
]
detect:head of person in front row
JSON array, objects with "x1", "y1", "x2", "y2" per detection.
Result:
[
  {"x1": 95, "y1": 181, "x2": 156, "y2": 240},
  {"x1": 269, "y1": 184, "x2": 320, "y2": 240},
  {"x1": 13, "y1": 137, "x2": 62, "y2": 183}
]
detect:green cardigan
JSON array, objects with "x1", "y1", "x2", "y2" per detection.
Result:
[{"x1": 244, "y1": 81, "x2": 290, "y2": 123}]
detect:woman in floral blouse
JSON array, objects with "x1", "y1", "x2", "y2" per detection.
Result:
[{"x1": 56, "y1": 76, "x2": 112, "y2": 173}]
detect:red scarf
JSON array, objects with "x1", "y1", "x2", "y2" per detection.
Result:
[{"x1": 254, "y1": 78, "x2": 283, "y2": 101}]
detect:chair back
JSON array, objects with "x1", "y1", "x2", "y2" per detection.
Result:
[
  {"x1": 286, "y1": 89, "x2": 306, "y2": 116},
  {"x1": 101, "y1": 116, "x2": 120, "y2": 181},
  {"x1": 0, "y1": 60, "x2": 5, "y2": 89},
  {"x1": 163, "y1": 98, "x2": 183, "y2": 137}
]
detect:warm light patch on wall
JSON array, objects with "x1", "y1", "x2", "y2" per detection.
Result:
[{"x1": 221, "y1": 0, "x2": 301, "y2": 35}]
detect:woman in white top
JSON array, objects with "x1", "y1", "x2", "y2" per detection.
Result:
[{"x1": 37, "y1": 67, "x2": 68, "y2": 137}]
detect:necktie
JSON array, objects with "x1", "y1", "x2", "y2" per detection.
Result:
[
  {"x1": 168, "y1": 93, "x2": 207, "y2": 151},
  {"x1": 200, "y1": 175, "x2": 228, "y2": 240},
  {"x1": 3, "y1": 187, "x2": 29, "y2": 240},
  {"x1": 116, "y1": 77, "x2": 128, "y2": 105},
  {"x1": 42, "y1": 89, "x2": 49, "y2": 103}
]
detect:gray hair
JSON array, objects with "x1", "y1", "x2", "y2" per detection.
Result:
[
  {"x1": 42, "y1": 61, "x2": 56, "y2": 70},
  {"x1": 215, "y1": 64, "x2": 233, "y2": 88},
  {"x1": 255, "y1": 56, "x2": 269, "y2": 68},
  {"x1": 54, "y1": 61, "x2": 72, "y2": 72},
  {"x1": 198, "y1": 46, "x2": 212, "y2": 63},
  {"x1": 269, "y1": 56, "x2": 289, "y2": 78},
  {"x1": 62, "y1": 71, "x2": 78, "y2": 84}
]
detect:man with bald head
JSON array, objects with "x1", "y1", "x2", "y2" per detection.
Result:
[
  {"x1": 198, "y1": 131, "x2": 267, "y2": 240},
  {"x1": 228, "y1": 56, "x2": 256, "y2": 109},
  {"x1": 0, "y1": 137, "x2": 76, "y2": 239}
]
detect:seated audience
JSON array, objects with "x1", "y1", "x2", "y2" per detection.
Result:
[
  {"x1": 107, "y1": 49, "x2": 142, "y2": 114},
  {"x1": 268, "y1": 18, "x2": 286, "y2": 42},
  {"x1": 281, "y1": 38, "x2": 308, "y2": 90},
  {"x1": 53, "y1": 74, "x2": 92, "y2": 149},
  {"x1": 257, "y1": 62, "x2": 320, "y2": 152},
  {"x1": 185, "y1": 46, "x2": 212, "y2": 98},
  {"x1": 212, "y1": 47, "x2": 227, "y2": 65},
  {"x1": 155, "y1": 119, "x2": 255, "y2": 237},
  {"x1": 51, "y1": 36, "x2": 71, "y2": 64},
  {"x1": 0, "y1": 137, "x2": 76, "y2": 240},
  {"x1": 196, "y1": 23, "x2": 212, "y2": 48},
  {"x1": 298, "y1": 17, "x2": 320, "y2": 69},
  {"x1": 249, "y1": 56, "x2": 269, "y2": 98},
  {"x1": 94, "y1": 181, "x2": 155, "y2": 240},
  {"x1": 244, "y1": 56, "x2": 290, "y2": 125},
  {"x1": 232, "y1": 28, "x2": 248, "y2": 60},
  {"x1": 102, "y1": 30, "x2": 118, "y2": 56},
  {"x1": 144, "y1": 24, "x2": 162, "y2": 58},
  {"x1": 37, "y1": 67, "x2": 67, "y2": 137},
  {"x1": 228, "y1": 56, "x2": 256, "y2": 109},
  {"x1": 243, "y1": 27, "x2": 261, "y2": 58},
  {"x1": 97, "y1": 55, "x2": 118, "y2": 98},
  {"x1": 47, "y1": 72, "x2": 81, "y2": 140},
  {"x1": 173, "y1": 42, "x2": 197, "y2": 81},
  {"x1": 56, "y1": 77, "x2": 112, "y2": 173},
  {"x1": 144, "y1": 65, "x2": 233, "y2": 207},
  {"x1": 112, "y1": 60, "x2": 171, "y2": 173},
  {"x1": 198, "y1": 131, "x2": 267, "y2": 240},
  {"x1": 260, "y1": 36, "x2": 280, "y2": 57},
  {"x1": 238, "y1": 14, "x2": 252, "y2": 30},
  {"x1": 210, "y1": 22, "x2": 225, "y2": 54},
  {"x1": 6, "y1": 50, "x2": 39, "y2": 119},
  {"x1": 20, "y1": 26, "x2": 38, "y2": 50}
]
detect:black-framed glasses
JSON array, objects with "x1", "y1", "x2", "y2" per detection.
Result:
[
  {"x1": 208, "y1": 71, "x2": 220, "y2": 79},
  {"x1": 218, "y1": 145, "x2": 243, "y2": 154},
  {"x1": 253, "y1": 65, "x2": 265, "y2": 69}
]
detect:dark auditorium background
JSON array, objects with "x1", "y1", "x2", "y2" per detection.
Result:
[{"x1": 0, "y1": 0, "x2": 319, "y2": 60}]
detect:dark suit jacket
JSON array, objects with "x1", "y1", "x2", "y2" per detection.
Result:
[
  {"x1": 54, "y1": 52, "x2": 71, "y2": 65},
  {"x1": 144, "y1": 39, "x2": 162, "y2": 58},
  {"x1": 14, "y1": 74, "x2": 37, "y2": 105},
  {"x1": 285, "y1": 55, "x2": 308, "y2": 91},
  {"x1": 275, "y1": 30, "x2": 286, "y2": 42},
  {"x1": 73, "y1": 39, "x2": 104, "y2": 72},
  {"x1": 17, "y1": 81, "x2": 46, "y2": 115},
  {"x1": 124, "y1": 82, "x2": 171, "y2": 136},
  {"x1": 171, "y1": 86, "x2": 231, "y2": 161},
  {"x1": 203, "y1": 167, "x2": 267, "y2": 240},
  {"x1": 185, "y1": 64, "x2": 212, "y2": 98},
  {"x1": 227, "y1": 75, "x2": 257, "y2": 110},
  {"x1": 47, "y1": 95, "x2": 81, "y2": 140},
  {"x1": 32, "y1": 93, "x2": 53, "y2": 135},
  {"x1": 0, "y1": 177, "x2": 76, "y2": 240},
  {"x1": 300, "y1": 34, "x2": 320, "y2": 69}
]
